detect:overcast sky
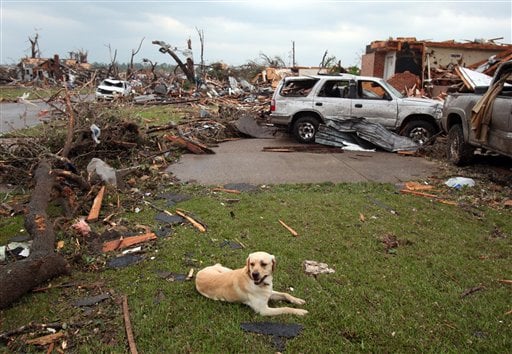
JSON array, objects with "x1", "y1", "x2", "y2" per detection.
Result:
[{"x1": 1, "y1": 0, "x2": 511, "y2": 68}]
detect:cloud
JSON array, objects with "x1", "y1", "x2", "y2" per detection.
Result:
[
  {"x1": 3, "y1": 7, "x2": 83, "y2": 29},
  {"x1": 0, "y1": 0, "x2": 510, "y2": 66}
]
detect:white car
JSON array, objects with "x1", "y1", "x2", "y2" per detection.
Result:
[
  {"x1": 270, "y1": 74, "x2": 443, "y2": 144},
  {"x1": 95, "y1": 79, "x2": 132, "y2": 100}
]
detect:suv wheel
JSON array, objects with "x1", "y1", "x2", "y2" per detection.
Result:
[
  {"x1": 447, "y1": 124, "x2": 474, "y2": 165},
  {"x1": 292, "y1": 116, "x2": 319, "y2": 144},
  {"x1": 402, "y1": 120, "x2": 437, "y2": 145}
]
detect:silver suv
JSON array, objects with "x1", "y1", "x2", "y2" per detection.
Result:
[{"x1": 270, "y1": 74, "x2": 443, "y2": 144}]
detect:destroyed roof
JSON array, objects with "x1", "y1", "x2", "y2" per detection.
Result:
[{"x1": 368, "y1": 37, "x2": 512, "y2": 52}]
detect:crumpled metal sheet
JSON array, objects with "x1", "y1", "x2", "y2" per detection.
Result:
[{"x1": 317, "y1": 117, "x2": 419, "y2": 152}]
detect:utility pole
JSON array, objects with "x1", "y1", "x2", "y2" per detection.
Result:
[{"x1": 292, "y1": 41, "x2": 296, "y2": 67}]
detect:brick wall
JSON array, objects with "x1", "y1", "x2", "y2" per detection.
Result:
[{"x1": 361, "y1": 53, "x2": 375, "y2": 76}]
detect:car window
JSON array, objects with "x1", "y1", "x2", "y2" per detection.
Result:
[
  {"x1": 318, "y1": 80, "x2": 351, "y2": 98},
  {"x1": 358, "y1": 81, "x2": 389, "y2": 100},
  {"x1": 280, "y1": 79, "x2": 318, "y2": 97}
]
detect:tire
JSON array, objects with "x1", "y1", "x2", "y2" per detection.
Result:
[
  {"x1": 401, "y1": 120, "x2": 438, "y2": 145},
  {"x1": 447, "y1": 124, "x2": 475, "y2": 166},
  {"x1": 292, "y1": 116, "x2": 319, "y2": 144}
]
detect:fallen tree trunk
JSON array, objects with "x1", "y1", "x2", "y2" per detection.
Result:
[{"x1": 0, "y1": 160, "x2": 70, "y2": 309}]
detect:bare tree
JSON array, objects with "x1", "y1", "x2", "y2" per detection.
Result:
[
  {"x1": 142, "y1": 58, "x2": 158, "y2": 82},
  {"x1": 259, "y1": 53, "x2": 286, "y2": 68},
  {"x1": 105, "y1": 44, "x2": 118, "y2": 78},
  {"x1": 28, "y1": 32, "x2": 41, "y2": 58},
  {"x1": 78, "y1": 49, "x2": 88, "y2": 63},
  {"x1": 68, "y1": 49, "x2": 88, "y2": 63},
  {"x1": 196, "y1": 28, "x2": 205, "y2": 81},
  {"x1": 152, "y1": 40, "x2": 195, "y2": 84},
  {"x1": 127, "y1": 37, "x2": 145, "y2": 79}
]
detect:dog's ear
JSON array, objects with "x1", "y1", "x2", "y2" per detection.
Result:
[
  {"x1": 271, "y1": 255, "x2": 276, "y2": 272},
  {"x1": 246, "y1": 255, "x2": 251, "y2": 276}
]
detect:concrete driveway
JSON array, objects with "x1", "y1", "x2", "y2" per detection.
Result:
[{"x1": 166, "y1": 136, "x2": 440, "y2": 185}]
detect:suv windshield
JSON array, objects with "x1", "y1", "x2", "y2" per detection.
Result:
[{"x1": 380, "y1": 80, "x2": 404, "y2": 98}]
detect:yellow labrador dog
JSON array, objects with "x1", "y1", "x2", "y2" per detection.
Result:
[{"x1": 195, "y1": 251, "x2": 308, "y2": 316}]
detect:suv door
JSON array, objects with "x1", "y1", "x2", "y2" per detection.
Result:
[
  {"x1": 352, "y1": 79, "x2": 398, "y2": 128},
  {"x1": 313, "y1": 79, "x2": 352, "y2": 120}
]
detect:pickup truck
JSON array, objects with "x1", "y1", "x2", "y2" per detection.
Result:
[
  {"x1": 441, "y1": 60, "x2": 512, "y2": 165},
  {"x1": 269, "y1": 74, "x2": 443, "y2": 145}
]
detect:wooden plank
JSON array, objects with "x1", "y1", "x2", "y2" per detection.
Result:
[
  {"x1": 87, "y1": 186, "x2": 106, "y2": 222},
  {"x1": 102, "y1": 232, "x2": 157, "y2": 253},
  {"x1": 175, "y1": 209, "x2": 206, "y2": 233},
  {"x1": 399, "y1": 189, "x2": 437, "y2": 198},
  {"x1": 122, "y1": 295, "x2": 139, "y2": 354},
  {"x1": 278, "y1": 219, "x2": 298, "y2": 237}
]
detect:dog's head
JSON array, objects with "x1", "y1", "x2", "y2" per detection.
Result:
[{"x1": 246, "y1": 251, "x2": 276, "y2": 285}]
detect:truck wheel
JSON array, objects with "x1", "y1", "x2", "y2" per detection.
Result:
[
  {"x1": 447, "y1": 124, "x2": 474, "y2": 166},
  {"x1": 401, "y1": 120, "x2": 437, "y2": 145},
  {"x1": 292, "y1": 116, "x2": 319, "y2": 144}
]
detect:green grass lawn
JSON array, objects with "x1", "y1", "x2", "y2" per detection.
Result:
[
  {"x1": 0, "y1": 86, "x2": 92, "y2": 101},
  {"x1": 1, "y1": 182, "x2": 510, "y2": 353}
]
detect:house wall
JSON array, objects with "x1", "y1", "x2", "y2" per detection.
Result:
[
  {"x1": 361, "y1": 51, "x2": 385, "y2": 77},
  {"x1": 425, "y1": 46, "x2": 506, "y2": 68}
]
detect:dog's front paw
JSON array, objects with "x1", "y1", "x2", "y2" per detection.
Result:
[
  {"x1": 290, "y1": 297, "x2": 306, "y2": 305},
  {"x1": 294, "y1": 309, "x2": 308, "y2": 316}
]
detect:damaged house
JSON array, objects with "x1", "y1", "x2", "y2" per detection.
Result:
[
  {"x1": 17, "y1": 54, "x2": 92, "y2": 84},
  {"x1": 361, "y1": 37, "x2": 512, "y2": 96}
]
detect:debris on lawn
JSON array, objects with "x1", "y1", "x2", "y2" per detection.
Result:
[
  {"x1": 460, "y1": 285, "x2": 486, "y2": 298},
  {"x1": 154, "y1": 211, "x2": 184, "y2": 225},
  {"x1": 445, "y1": 177, "x2": 476, "y2": 189},
  {"x1": 71, "y1": 217, "x2": 92, "y2": 237},
  {"x1": 107, "y1": 254, "x2": 144, "y2": 268},
  {"x1": 164, "y1": 134, "x2": 215, "y2": 154},
  {"x1": 86, "y1": 158, "x2": 118, "y2": 187},
  {"x1": 399, "y1": 182, "x2": 458, "y2": 206},
  {"x1": 303, "y1": 260, "x2": 335, "y2": 276},
  {"x1": 240, "y1": 321, "x2": 303, "y2": 352},
  {"x1": 175, "y1": 209, "x2": 207, "y2": 232},
  {"x1": 121, "y1": 295, "x2": 139, "y2": 354},
  {"x1": 379, "y1": 233, "x2": 399, "y2": 253},
  {"x1": 157, "y1": 192, "x2": 191, "y2": 206},
  {"x1": 0, "y1": 241, "x2": 32, "y2": 262},
  {"x1": 213, "y1": 187, "x2": 242, "y2": 194},
  {"x1": 403, "y1": 181, "x2": 435, "y2": 191},
  {"x1": 102, "y1": 232, "x2": 157, "y2": 252},
  {"x1": 278, "y1": 219, "x2": 298, "y2": 237},
  {"x1": 223, "y1": 183, "x2": 259, "y2": 193},
  {"x1": 220, "y1": 239, "x2": 244, "y2": 249},
  {"x1": 25, "y1": 332, "x2": 66, "y2": 347},
  {"x1": 71, "y1": 293, "x2": 110, "y2": 307},
  {"x1": 87, "y1": 185, "x2": 106, "y2": 222},
  {"x1": 156, "y1": 270, "x2": 189, "y2": 282}
]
